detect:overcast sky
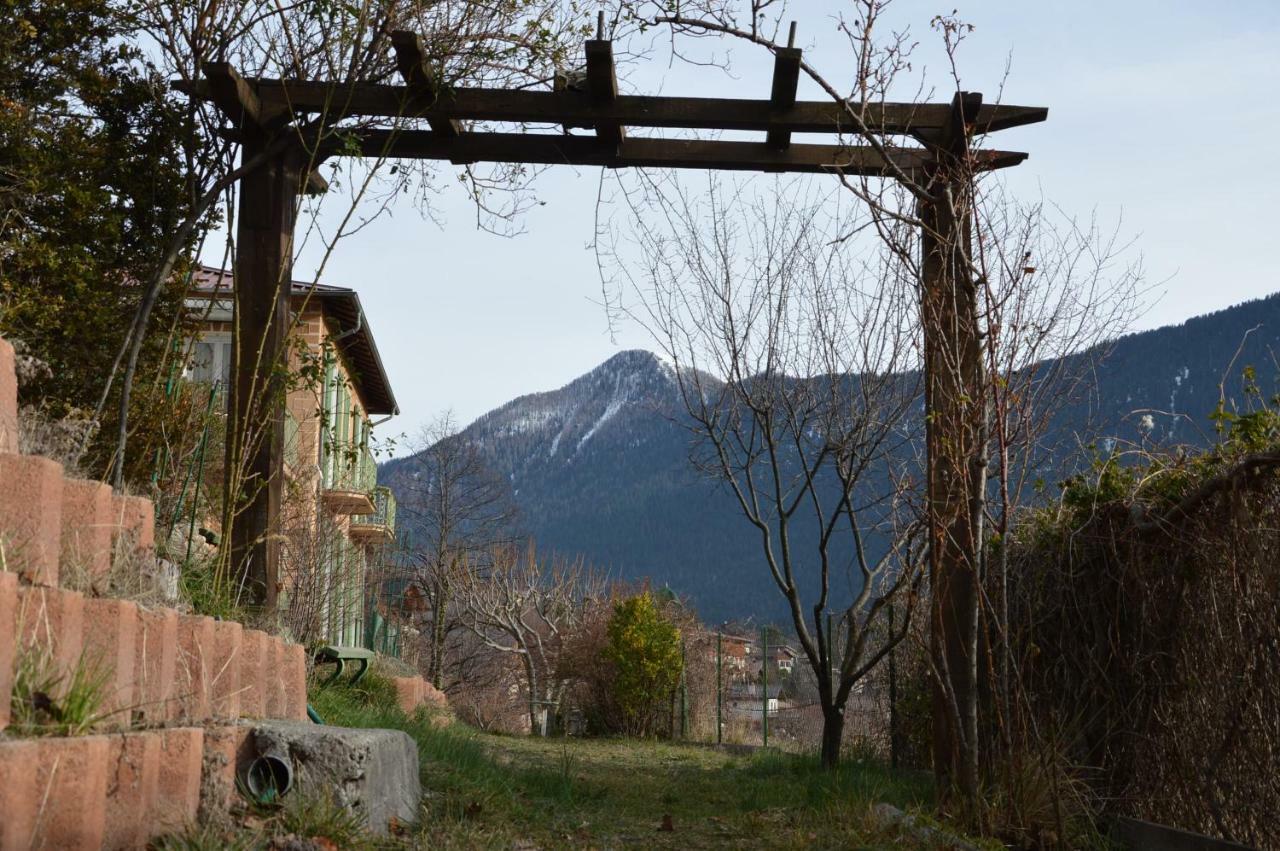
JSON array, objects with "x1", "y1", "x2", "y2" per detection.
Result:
[{"x1": 205, "y1": 1, "x2": 1280, "y2": 451}]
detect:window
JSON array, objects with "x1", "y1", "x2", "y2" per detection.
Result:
[{"x1": 186, "y1": 334, "x2": 232, "y2": 387}]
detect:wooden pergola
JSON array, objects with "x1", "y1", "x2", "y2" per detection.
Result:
[{"x1": 176, "y1": 21, "x2": 1046, "y2": 624}]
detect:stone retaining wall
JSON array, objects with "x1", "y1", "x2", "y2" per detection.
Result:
[{"x1": 0, "y1": 335, "x2": 445, "y2": 849}]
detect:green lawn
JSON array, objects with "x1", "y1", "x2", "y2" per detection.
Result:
[{"x1": 307, "y1": 678, "x2": 988, "y2": 850}]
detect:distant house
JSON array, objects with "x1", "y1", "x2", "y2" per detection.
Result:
[
  {"x1": 184, "y1": 266, "x2": 403, "y2": 650},
  {"x1": 726, "y1": 682, "x2": 783, "y2": 717},
  {"x1": 769, "y1": 644, "x2": 797, "y2": 675},
  {"x1": 716, "y1": 634, "x2": 755, "y2": 675}
]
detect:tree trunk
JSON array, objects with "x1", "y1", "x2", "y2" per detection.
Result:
[{"x1": 820, "y1": 702, "x2": 846, "y2": 769}]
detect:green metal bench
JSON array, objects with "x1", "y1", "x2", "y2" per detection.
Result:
[{"x1": 313, "y1": 645, "x2": 375, "y2": 687}]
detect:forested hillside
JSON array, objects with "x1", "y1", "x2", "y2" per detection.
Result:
[{"x1": 384, "y1": 293, "x2": 1280, "y2": 622}]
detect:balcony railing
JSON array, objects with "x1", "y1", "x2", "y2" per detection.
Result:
[
  {"x1": 351, "y1": 486, "x2": 396, "y2": 543},
  {"x1": 322, "y1": 441, "x2": 377, "y2": 514}
]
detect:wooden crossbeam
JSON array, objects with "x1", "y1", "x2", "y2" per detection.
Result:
[
  {"x1": 350, "y1": 129, "x2": 1027, "y2": 175},
  {"x1": 766, "y1": 25, "x2": 802, "y2": 150},
  {"x1": 584, "y1": 39, "x2": 624, "y2": 148},
  {"x1": 389, "y1": 30, "x2": 461, "y2": 137},
  {"x1": 201, "y1": 62, "x2": 263, "y2": 130},
  {"x1": 174, "y1": 78, "x2": 1046, "y2": 137}
]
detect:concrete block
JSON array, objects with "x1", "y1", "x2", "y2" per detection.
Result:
[
  {"x1": 0, "y1": 571, "x2": 16, "y2": 730},
  {"x1": 199, "y1": 723, "x2": 254, "y2": 824},
  {"x1": 111, "y1": 493, "x2": 155, "y2": 560},
  {"x1": 176, "y1": 615, "x2": 216, "y2": 722},
  {"x1": 284, "y1": 642, "x2": 308, "y2": 721},
  {"x1": 210, "y1": 619, "x2": 242, "y2": 720},
  {"x1": 135, "y1": 607, "x2": 178, "y2": 723},
  {"x1": 29, "y1": 735, "x2": 110, "y2": 850},
  {"x1": 0, "y1": 337, "x2": 16, "y2": 455},
  {"x1": 393, "y1": 676, "x2": 418, "y2": 715},
  {"x1": 17, "y1": 586, "x2": 84, "y2": 682},
  {"x1": 81, "y1": 597, "x2": 139, "y2": 725},
  {"x1": 251, "y1": 719, "x2": 421, "y2": 835},
  {"x1": 239, "y1": 629, "x2": 269, "y2": 717},
  {"x1": 155, "y1": 728, "x2": 204, "y2": 833},
  {"x1": 103, "y1": 732, "x2": 160, "y2": 851},
  {"x1": 266, "y1": 636, "x2": 288, "y2": 718},
  {"x1": 0, "y1": 738, "x2": 39, "y2": 849},
  {"x1": 0, "y1": 453, "x2": 64, "y2": 586},
  {"x1": 60, "y1": 477, "x2": 114, "y2": 582}
]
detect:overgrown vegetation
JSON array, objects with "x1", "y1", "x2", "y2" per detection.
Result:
[
  {"x1": 8, "y1": 645, "x2": 110, "y2": 737},
  {"x1": 984, "y1": 377, "x2": 1280, "y2": 847},
  {"x1": 307, "y1": 675, "x2": 979, "y2": 850}
]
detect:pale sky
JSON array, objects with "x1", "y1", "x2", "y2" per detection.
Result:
[{"x1": 205, "y1": 1, "x2": 1280, "y2": 452}]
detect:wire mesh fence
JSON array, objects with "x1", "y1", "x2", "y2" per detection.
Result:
[{"x1": 667, "y1": 629, "x2": 897, "y2": 759}]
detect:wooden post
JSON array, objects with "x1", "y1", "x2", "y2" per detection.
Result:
[
  {"x1": 226, "y1": 136, "x2": 301, "y2": 611},
  {"x1": 920, "y1": 91, "x2": 984, "y2": 801}
]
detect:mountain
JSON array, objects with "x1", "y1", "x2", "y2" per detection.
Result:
[{"x1": 382, "y1": 293, "x2": 1280, "y2": 622}]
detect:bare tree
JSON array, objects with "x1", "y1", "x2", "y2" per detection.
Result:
[
  {"x1": 613, "y1": 0, "x2": 1141, "y2": 810},
  {"x1": 455, "y1": 543, "x2": 603, "y2": 734},
  {"x1": 398, "y1": 413, "x2": 519, "y2": 689},
  {"x1": 620, "y1": 177, "x2": 925, "y2": 768}
]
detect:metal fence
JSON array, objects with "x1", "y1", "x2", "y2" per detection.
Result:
[{"x1": 668, "y1": 628, "x2": 895, "y2": 759}]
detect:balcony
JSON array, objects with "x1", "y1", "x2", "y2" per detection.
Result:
[
  {"x1": 351, "y1": 486, "x2": 396, "y2": 544},
  {"x1": 321, "y1": 441, "x2": 377, "y2": 515}
]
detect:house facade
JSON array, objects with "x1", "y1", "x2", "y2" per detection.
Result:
[{"x1": 185, "y1": 266, "x2": 405, "y2": 651}]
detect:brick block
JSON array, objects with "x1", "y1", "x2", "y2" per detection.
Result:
[
  {"x1": 0, "y1": 453, "x2": 64, "y2": 586},
  {"x1": 0, "y1": 738, "x2": 39, "y2": 849},
  {"x1": 28, "y1": 735, "x2": 110, "y2": 850},
  {"x1": 61, "y1": 478, "x2": 114, "y2": 582},
  {"x1": 198, "y1": 724, "x2": 254, "y2": 824},
  {"x1": 0, "y1": 571, "x2": 16, "y2": 730},
  {"x1": 393, "y1": 676, "x2": 418, "y2": 715},
  {"x1": 103, "y1": 732, "x2": 160, "y2": 851},
  {"x1": 284, "y1": 642, "x2": 308, "y2": 721},
  {"x1": 135, "y1": 607, "x2": 178, "y2": 723},
  {"x1": 111, "y1": 493, "x2": 155, "y2": 561},
  {"x1": 81, "y1": 597, "x2": 139, "y2": 725},
  {"x1": 176, "y1": 615, "x2": 216, "y2": 722},
  {"x1": 239, "y1": 629, "x2": 269, "y2": 717},
  {"x1": 155, "y1": 728, "x2": 204, "y2": 833},
  {"x1": 0, "y1": 336, "x2": 16, "y2": 454},
  {"x1": 17, "y1": 586, "x2": 84, "y2": 683},
  {"x1": 266, "y1": 636, "x2": 288, "y2": 718},
  {"x1": 210, "y1": 619, "x2": 242, "y2": 720}
]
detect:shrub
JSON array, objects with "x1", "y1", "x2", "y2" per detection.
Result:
[{"x1": 603, "y1": 591, "x2": 682, "y2": 737}]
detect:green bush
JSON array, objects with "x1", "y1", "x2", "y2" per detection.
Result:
[{"x1": 603, "y1": 591, "x2": 683, "y2": 736}]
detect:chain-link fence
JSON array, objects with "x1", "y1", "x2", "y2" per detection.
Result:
[{"x1": 668, "y1": 629, "x2": 898, "y2": 759}]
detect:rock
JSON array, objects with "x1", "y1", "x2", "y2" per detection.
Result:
[{"x1": 250, "y1": 720, "x2": 420, "y2": 836}]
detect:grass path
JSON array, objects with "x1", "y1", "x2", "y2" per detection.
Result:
[{"x1": 308, "y1": 680, "x2": 990, "y2": 850}]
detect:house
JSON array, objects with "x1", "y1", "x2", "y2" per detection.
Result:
[
  {"x1": 725, "y1": 682, "x2": 783, "y2": 718},
  {"x1": 715, "y1": 633, "x2": 754, "y2": 674},
  {"x1": 184, "y1": 266, "x2": 403, "y2": 650},
  {"x1": 769, "y1": 644, "x2": 797, "y2": 675}
]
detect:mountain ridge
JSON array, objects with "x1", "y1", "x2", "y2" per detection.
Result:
[{"x1": 383, "y1": 291, "x2": 1280, "y2": 621}]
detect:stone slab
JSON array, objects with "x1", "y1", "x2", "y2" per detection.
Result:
[{"x1": 251, "y1": 719, "x2": 421, "y2": 836}]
